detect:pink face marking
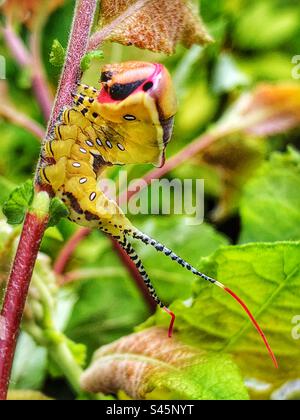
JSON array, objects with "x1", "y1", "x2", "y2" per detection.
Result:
[{"x1": 97, "y1": 63, "x2": 164, "y2": 104}]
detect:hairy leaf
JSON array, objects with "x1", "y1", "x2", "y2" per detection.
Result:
[
  {"x1": 80, "y1": 327, "x2": 248, "y2": 400},
  {"x1": 49, "y1": 39, "x2": 65, "y2": 68},
  {"x1": 48, "y1": 197, "x2": 69, "y2": 228},
  {"x1": 2, "y1": 180, "x2": 34, "y2": 225},
  {"x1": 98, "y1": 0, "x2": 212, "y2": 54},
  {"x1": 239, "y1": 148, "x2": 300, "y2": 243},
  {"x1": 80, "y1": 51, "x2": 104, "y2": 72}
]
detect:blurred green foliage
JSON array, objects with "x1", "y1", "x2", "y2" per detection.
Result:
[{"x1": 0, "y1": 0, "x2": 300, "y2": 401}]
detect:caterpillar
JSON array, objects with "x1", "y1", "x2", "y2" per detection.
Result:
[{"x1": 39, "y1": 61, "x2": 277, "y2": 367}]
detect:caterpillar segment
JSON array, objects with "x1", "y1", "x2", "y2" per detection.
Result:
[{"x1": 38, "y1": 61, "x2": 277, "y2": 367}]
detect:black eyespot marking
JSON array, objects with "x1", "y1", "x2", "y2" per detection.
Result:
[
  {"x1": 110, "y1": 79, "x2": 145, "y2": 101},
  {"x1": 92, "y1": 112, "x2": 99, "y2": 119},
  {"x1": 123, "y1": 114, "x2": 136, "y2": 121},
  {"x1": 143, "y1": 81, "x2": 153, "y2": 91},
  {"x1": 101, "y1": 71, "x2": 113, "y2": 82}
]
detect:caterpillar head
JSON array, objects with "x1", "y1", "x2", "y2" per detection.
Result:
[{"x1": 96, "y1": 61, "x2": 177, "y2": 167}]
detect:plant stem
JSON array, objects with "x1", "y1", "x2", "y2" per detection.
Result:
[
  {"x1": 0, "y1": 102, "x2": 45, "y2": 140},
  {"x1": 27, "y1": 323, "x2": 85, "y2": 396},
  {"x1": 47, "y1": 0, "x2": 98, "y2": 134},
  {"x1": 1, "y1": 24, "x2": 31, "y2": 67},
  {"x1": 48, "y1": 341, "x2": 83, "y2": 396},
  {"x1": 0, "y1": 0, "x2": 98, "y2": 400},
  {"x1": 0, "y1": 195, "x2": 50, "y2": 400}
]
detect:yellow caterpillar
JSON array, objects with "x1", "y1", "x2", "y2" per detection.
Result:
[{"x1": 38, "y1": 61, "x2": 277, "y2": 366}]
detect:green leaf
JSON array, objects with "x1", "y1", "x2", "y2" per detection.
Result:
[
  {"x1": 81, "y1": 328, "x2": 248, "y2": 400},
  {"x1": 146, "y1": 242, "x2": 300, "y2": 386},
  {"x1": 48, "y1": 197, "x2": 69, "y2": 227},
  {"x1": 234, "y1": 1, "x2": 299, "y2": 50},
  {"x1": 2, "y1": 180, "x2": 34, "y2": 225},
  {"x1": 134, "y1": 216, "x2": 229, "y2": 303},
  {"x1": 10, "y1": 333, "x2": 47, "y2": 391},
  {"x1": 239, "y1": 148, "x2": 300, "y2": 243},
  {"x1": 49, "y1": 39, "x2": 65, "y2": 68},
  {"x1": 80, "y1": 50, "x2": 104, "y2": 72}
]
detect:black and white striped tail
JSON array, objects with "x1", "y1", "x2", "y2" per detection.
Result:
[
  {"x1": 117, "y1": 236, "x2": 167, "y2": 308},
  {"x1": 132, "y1": 231, "x2": 222, "y2": 288}
]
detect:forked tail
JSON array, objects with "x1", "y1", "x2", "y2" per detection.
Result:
[{"x1": 129, "y1": 230, "x2": 278, "y2": 369}]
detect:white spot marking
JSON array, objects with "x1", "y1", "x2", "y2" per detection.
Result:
[
  {"x1": 124, "y1": 114, "x2": 136, "y2": 121},
  {"x1": 80, "y1": 147, "x2": 87, "y2": 154},
  {"x1": 79, "y1": 178, "x2": 87, "y2": 184},
  {"x1": 117, "y1": 143, "x2": 125, "y2": 151},
  {"x1": 96, "y1": 138, "x2": 102, "y2": 146},
  {"x1": 86, "y1": 140, "x2": 93, "y2": 147},
  {"x1": 72, "y1": 162, "x2": 81, "y2": 168},
  {"x1": 89, "y1": 192, "x2": 96, "y2": 201},
  {"x1": 106, "y1": 140, "x2": 113, "y2": 149}
]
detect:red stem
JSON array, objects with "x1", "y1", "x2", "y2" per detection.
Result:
[
  {"x1": 48, "y1": 2, "x2": 97, "y2": 133},
  {"x1": 0, "y1": 212, "x2": 49, "y2": 400},
  {"x1": 0, "y1": 0, "x2": 98, "y2": 400}
]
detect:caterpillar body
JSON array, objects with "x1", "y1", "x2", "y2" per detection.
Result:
[{"x1": 39, "y1": 61, "x2": 277, "y2": 367}]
